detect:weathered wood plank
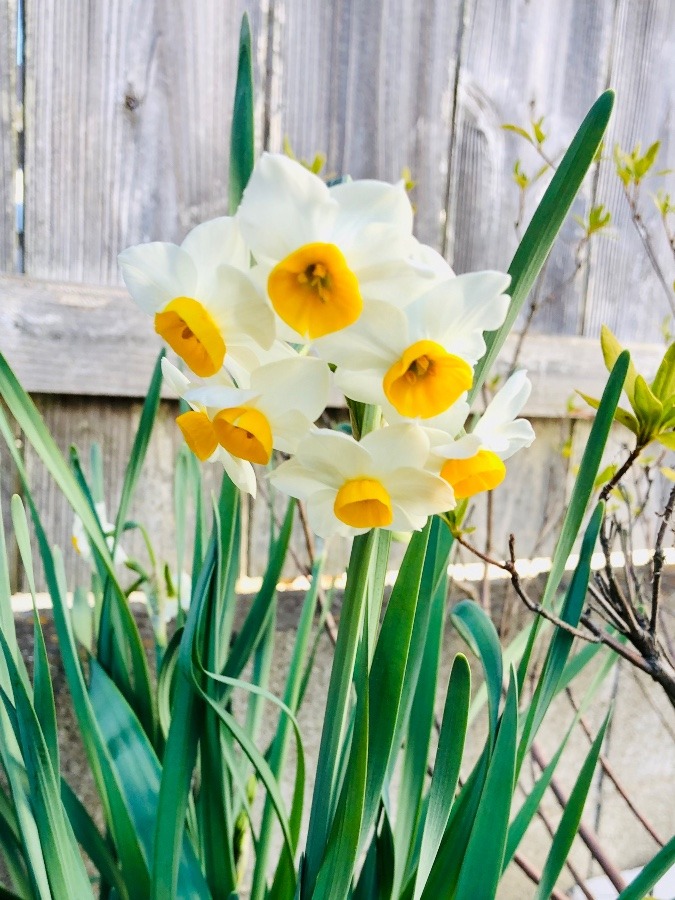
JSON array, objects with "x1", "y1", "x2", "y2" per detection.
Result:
[
  {"x1": 269, "y1": 0, "x2": 466, "y2": 249},
  {"x1": 22, "y1": 0, "x2": 268, "y2": 283},
  {"x1": 583, "y1": 0, "x2": 675, "y2": 343},
  {"x1": 0, "y1": 0, "x2": 18, "y2": 584},
  {"x1": 0, "y1": 0, "x2": 17, "y2": 273},
  {"x1": 0, "y1": 273, "x2": 663, "y2": 418},
  {"x1": 19, "y1": 395, "x2": 184, "y2": 592},
  {"x1": 446, "y1": 0, "x2": 615, "y2": 340}
]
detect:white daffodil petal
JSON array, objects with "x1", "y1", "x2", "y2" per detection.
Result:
[
  {"x1": 216, "y1": 448, "x2": 257, "y2": 497},
  {"x1": 295, "y1": 429, "x2": 372, "y2": 481},
  {"x1": 237, "y1": 153, "x2": 337, "y2": 262},
  {"x1": 118, "y1": 243, "x2": 196, "y2": 314},
  {"x1": 384, "y1": 396, "x2": 470, "y2": 432},
  {"x1": 315, "y1": 300, "x2": 407, "y2": 370},
  {"x1": 181, "y1": 216, "x2": 250, "y2": 273},
  {"x1": 414, "y1": 272, "x2": 510, "y2": 358},
  {"x1": 252, "y1": 357, "x2": 330, "y2": 422},
  {"x1": 335, "y1": 368, "x2": 387, "y2": 406},
  {"x1": 329, "y1": 180, "x2": 414, "y2": 248},
  {"x1": 476, "y1": 370, "x2": 531, "y2": 432},
  {"x1": 269, "y1": 411, "x2": 313, "y2": 454},
  {"x1": 306, "y1": 490, "x2": 357, "y2": 539},
  {"x1": 354, "y1": 255, "x2": 434, "y2": 306},
  {"x1": 360, "y1": 423, "x2": 431, "y2": 472},
  {"x1": 387, "y1": 467, "x2": 455, "y2": 517},
  {"x1": 161, "y1": 358, "x2": 192, "y2": 398},
  {"x1": 183, "y1": 384, "x2": 258, "y2": 409},
  {"x1": 409, "y1": 242, "x2": 455, "y2": 281},
  {"x1": 430, "y1": 432, "x2": 482, "y2": 460},
  {"x1": 270, "y1": 457, "x2": 338, "y2": 500},
  {"x1": 489, "y1": 420, "x2": 536, "y2": 460},
  {"x1": 206, "y1": 266, "x2": 276, "y2": 350}
]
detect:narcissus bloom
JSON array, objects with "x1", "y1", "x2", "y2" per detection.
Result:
[
  {"x1": 72, "y1": 502, "x2": 127, "y2": 567},
  {"x1": 162, "y1": 355, "x2": 329, "y2": 496},
  {"x1": 119, "y1": 217, "x2": 275, "y2": 378},
  {"x1": 316, "y1": 272, "x2": 510, "y2": 421},
  {"x1": 270, "y1": 424, "x2": 455, "y2": 538},
  {"x1": 236, "y1": 153, "x2": 442, "y2": 342},
  {"x1": 428, "y1": 370, "x2": 535, "y2": 500}
]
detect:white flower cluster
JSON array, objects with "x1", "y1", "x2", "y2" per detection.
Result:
[{"x1": 119, "y1": 154, "x2": 534, "y2": 539}]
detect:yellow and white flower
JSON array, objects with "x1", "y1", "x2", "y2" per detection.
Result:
[
  {"x1": 72, "y1": 502, "x2": 127, "y2": 567},
  {"x1": 236, "y1": 153, "x2": 443, "y2": 342},
  {"x1": 270, "y1": 424, "x2": 455, "y2": 538},
  {"x1": 162, "y1": 355, "x2": 330, "y2": 497},
  {"x1": 119, "y1": 217, "x2": 275, "y2": 378},
  {"x1": 427, "y1": 370, "x2": 535, "y2": 500},
  {"x1": 316, "y1": 272, "x2": 511, "y2": 421}
]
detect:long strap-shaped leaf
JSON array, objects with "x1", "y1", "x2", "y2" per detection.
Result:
[
  {"x1": 518, "y1": 501, "x2": 604, "y2": 769},
  {"x1": 469, "y1": 90, "x2": 614, "y2": 403},
  {"x1": 413, "y1": 653, "x2": 471, "y2": 900},
  {"x1": 451, "y1": 600, "x2": 503, "y2": 747},
  {"x1": 303, "y1": 530, "x2": 378, "y2": 892},
  {"x1": 517, "y1": 350, "x2": 629, "y2": 690},
  {"x1": 533, "y1": 710, "x2": 611, "y2": 900},
  {"x1": 0, "y1": 352, "x2": 155, "y2": 737},
  {"x1": 229, "y1": 13, "x2": 254, "y2": 214},
  {"x1": 359, "y1": 521, "x2": 431, "y2": 853},
  {"x1": 452, "y1": 672, "x2": 519, "y2": 900},
  {"x1": 0, "y1": 408, "x2": 151, "y2": 898},
  {"x1": 617, "y1": 833, "x2": 675, "y2": 900}
]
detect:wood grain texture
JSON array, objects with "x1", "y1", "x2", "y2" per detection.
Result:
[
  {"x1": 0, "y1": 273, "x2": 665, "y2": 418},
  {"x1": 19, "y1": 395, "x2": 183, "y2": 592},
  {"x1": 9, "y1": 0, "x2": 675, "y2": 590},
  {"x1": 22, "y1": 0, "x2": 269, "y2": 282},
  {"x1": 447, "y1": 0, "x2": 615, "y2": 339},
  {"x1": 583, "y1": 0, "x2": 675, "y2": 342},
  {"x1": 0, "y1": 0, "x2": 17, "y2": 274},
  {"x1": 270, "y1": 0, "x2": 466, "y2": 248}
]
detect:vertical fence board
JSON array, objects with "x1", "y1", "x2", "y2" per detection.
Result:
[
  {"x1": 583, "y1": 0, "x2": 675, "y2": 343},
  {"x1": 446, "y1": 0, "x2": 614, "y2": 339},
  {"x1": 0, "y1": 0, "x2": 16, "y2": 273},
  {"x1": 21, "y1": 396, "x2": 183, "y2": 591},
  {"x1": 1, "y1": 0, "x2": 18, "y2": 582},
  {"x1": 20, "y1": 0, "x2": 269, "y2": 586},
  {"x1": 270, "y1": 0, "x2": 465, "y2": 249},
  {"x1": 23, "y1": 0, "x2": 267, "y2": 282}
]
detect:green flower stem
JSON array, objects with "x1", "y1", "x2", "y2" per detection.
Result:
[{"x1": 303, "y1": 529, "x2": 378, "y2": 892}]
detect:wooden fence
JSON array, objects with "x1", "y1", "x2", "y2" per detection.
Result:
[{"x1": 1, "y1": 0, "x2": 674, "y2": 589}]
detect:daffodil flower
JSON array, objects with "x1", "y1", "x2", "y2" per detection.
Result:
[
  {"x1": 72, "y1": 502, "x2": 127, "y2": 566},
  {"x1": 236, "y1": 153, "x2": 443, "y2": 342},
  {"x1": 427, "y1": 370, "x2": 535, "y2": 499},
  {"x1": 315, "y1": 271, "x2": 510, "y2": 421},
  {"x1": 270, "y1": 424, "x2": 456, "y2": 539},
  {"x1": 162, "y1": 355, "x2": 330, "y2": 497},
  {"x1": 119, "y1": 217, "x2": 275, "y2": 378}
]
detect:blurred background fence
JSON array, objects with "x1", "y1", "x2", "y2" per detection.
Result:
[{"x1": 1, "y1": 0, "x2": 674, "y2": 589}]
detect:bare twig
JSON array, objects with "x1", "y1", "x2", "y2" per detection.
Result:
[
  {"x1": 599, "y1": 444, "x2": 644, "y2": 503},
  {"x1": 651, "y1": 483, "x2": 675, "y2": 634},
  {"x1": 530, "y1": 741, "x2": 627, "y2": 893},
  {"x1": 565, "y1": 687, "x2": 665, "y2": 846}
]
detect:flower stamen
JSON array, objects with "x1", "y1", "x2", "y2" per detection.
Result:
[
  {"x1": 383, "y1": 340, "x2": 473, "y2": 418},
  {"x1": 334, "y1": 477, "x2": 393, "y2": 528},
  {"x1": 268, "y1": 242, "x2": 362, "y2": 338},
  {"x1": 440, "y1": 449, "x2": 506, "y2": 499},
  {"x1": 155, "y1": 297, "x2": 225, "y2": 377}
]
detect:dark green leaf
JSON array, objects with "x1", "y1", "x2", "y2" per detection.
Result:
[
  {"x1": 413, "y1": 654, "x2": 470, "y2": 900},
  {"x1": 229, "y1": 14, "x2": 255, "y2": 213},
  {"x1": 534, "y1": 711, "x2": 611, "y2": 900},
  {"x1": 471, "y1": 91, "x2": 614, "y2": 401},
  {"x1": 451, "y1": 601, "x2": 502, "y2": 745}
]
